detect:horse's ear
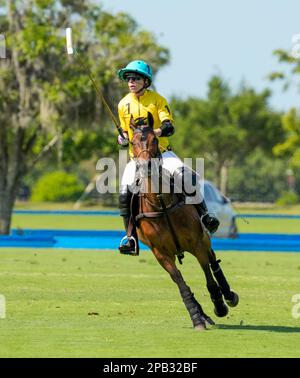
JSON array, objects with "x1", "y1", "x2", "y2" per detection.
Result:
[
  {"x1": 147, "y1": 111, "x2": 154, "y2": 129},
  {"x1": 129, "y1": 114, "x2": 136, "y2": 131}
]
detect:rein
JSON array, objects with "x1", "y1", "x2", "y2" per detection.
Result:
[
  {"x1": 135, "y1": 148, "x2": 156, "y2": 160},
  {"x1": 135, "y1": 196, "x2": 185, "y2": 221}
]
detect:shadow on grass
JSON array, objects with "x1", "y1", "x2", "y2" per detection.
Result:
[{"x1": 216, "y1": 324, "x2": 300, "y2": 333}]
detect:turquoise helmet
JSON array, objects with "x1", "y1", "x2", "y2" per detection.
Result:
[{"x1": 118, "y1": 60, "x2": 153, "y2": 85}]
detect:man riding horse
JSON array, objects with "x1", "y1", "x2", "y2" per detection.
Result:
[{"x1": 117, "y1": 60, "x2": 220, "y2": 255}]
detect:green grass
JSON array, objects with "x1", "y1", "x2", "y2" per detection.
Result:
[
  {"x1": 3, "y1": 204, "x2": 300, "y2": 356},
  {"x1": 14, "y1": 201, "x2": 110, "y2": 210},
  {"x1": 237, "y1": 217, "x2": 300, "y2": 234},
  {"x1": 12, "y1": 214, "x2": 123, "y2": 230},
  {"x1": 11, "y1": 213, "x2": 300, "y2": 234},
  {"x1": 0, "y1": 249, "x2": 299, "y2": 357},
  {"x1": 234, "y1": 203, "x2": 300, "y2": 215},
  {"x1": 12, "y1": 201, "x2": 300, "y2": 233},
  {"x1": 14, "y1": 200, "x2": 300, "y2": 214}
]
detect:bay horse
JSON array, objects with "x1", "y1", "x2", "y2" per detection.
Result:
[{"x1": 128, "y1": 122, "x2": 239, "y2": 330}]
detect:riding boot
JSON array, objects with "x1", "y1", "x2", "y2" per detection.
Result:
[
  {"x1": 119, "y1": 215, "x2": 138, "y2": 255},
  {"x1": 195, "y1": 200, "x2": 220, "y2": 234},
  {"x1": 118, "y1": 190, "x2": 139, "y2": 255},
  {"x1": 173, "y1": 167, "x2": 220, "y2": 234}
]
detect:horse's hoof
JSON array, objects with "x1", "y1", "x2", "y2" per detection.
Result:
[
  {"x1": 214, "y1": 303, "x2": 229, "y2": 317},
  {"x1": 194, "y1": 323, "x2": 206, "y2": 331},
  {"x1": 205, "y1": 317, "x2": 215, "y2": 326},
  {"x1": 226, "y1": 292, "x2": 239, "y2": 307}
]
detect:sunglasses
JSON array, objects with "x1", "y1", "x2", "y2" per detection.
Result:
[{"x1": 124, "y1": 74, "x2": 144, "y2": 82}]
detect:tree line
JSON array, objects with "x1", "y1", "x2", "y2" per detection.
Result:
[{"x1": 0, "y1": 0, "x2": 299, "y2": 234}]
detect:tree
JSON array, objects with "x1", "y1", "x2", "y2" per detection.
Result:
[
  {"x1": 0, "y1": 0, "x2": 169, "y2": 234},
  {"x1": 227, "y1": 147, "x2": 287, "y2": 202},
  {"x1": 171, "y1": 76, "x2": 282, "y2": 195},
  {"x1": 268, "y1": 47, "x2": 300, "y2": 92},
  {"x1": 269, "y1": 45, "x2": 300, "y2": 171},
  {"x1": 273, "y1": 108, "x2": 300, "y2": 168}
]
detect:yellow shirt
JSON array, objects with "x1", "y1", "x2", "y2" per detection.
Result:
[{"x1": 118, "y1": 90, "x2": 174, "y2": 157}]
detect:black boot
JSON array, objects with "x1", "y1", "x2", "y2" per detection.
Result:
[
  {"x1": 118, "y1": 190, "x2": 139, "y2": 255},
  {"x1": 119, "y1": 215, "x2": 138, "y2": 255},
  {"x1": 173, "y1": 167, "x2": 220, "y2": 234},
  {"x1": 195, "y1": 200, "x2": 220, "y2": 234}
]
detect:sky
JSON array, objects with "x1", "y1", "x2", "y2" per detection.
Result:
[{"x1": 100, "y1": 0, "x2": 300, "y2": 111}]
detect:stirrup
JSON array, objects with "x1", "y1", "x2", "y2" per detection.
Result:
[{"x1": 119, "y1": 235, "x2": 139, "y2": 256}]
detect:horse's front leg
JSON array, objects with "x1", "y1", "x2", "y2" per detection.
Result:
[
  {"x1": 194, "y1": 247, "x2": 229, "y2": 318},
  {"x1": 209, "y1": 249, "x2": 239, "y2": 307},
  {"x1": 152, "y1": 248, "x2": 207, "y2": 331}
]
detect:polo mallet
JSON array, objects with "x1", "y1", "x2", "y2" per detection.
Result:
[{"x1": 65, "y1": 27, "x2": 125, "y2": 139}]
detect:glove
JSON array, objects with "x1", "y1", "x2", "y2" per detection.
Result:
[{"x1": 117, "y1": 135, "x2": 129, "y2": 147}]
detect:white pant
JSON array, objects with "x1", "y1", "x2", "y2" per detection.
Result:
[
  {"x1": 120, "y1": 151, "x2": 184, "y2": 189},
  {"x1": 120, "y1": 151, "x2": 203, "y2": 204}
]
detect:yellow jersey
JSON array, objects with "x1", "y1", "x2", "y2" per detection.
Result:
[{"x1": 118, "y1": 90, "x2": 174, "y2": 157}]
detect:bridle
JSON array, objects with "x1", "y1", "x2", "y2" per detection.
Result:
[
  {"x1": 131, "y1": 127, "x2": 162, "y2": 195},
  {"x1": 131, "y1": 126, "x2": 161, "y2": 161},
  {"x1": 135, "y1": 148, "x2": 156, "y2": 160}
]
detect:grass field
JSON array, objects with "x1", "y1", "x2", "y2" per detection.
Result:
[
  {"x1": 14, "y1": 200, "x2": 300, "y2": 214},
  {"x1": 1, "y1": 205, "x2": 300, "y2": 357},
  {"x1": 11, "y1": 212, "x2": 300, "y2": 234},
  {"x1": 0, "y1": 248, "x2": 299, "y2": 357},
  {"x1": 11, "y1": 201, "x2": 300, "y2": 233}
]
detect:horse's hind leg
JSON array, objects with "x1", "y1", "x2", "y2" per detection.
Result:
[
  {"x1": 153, "y1": 249, "x2": 207, "y2": 330},
  {"x1": 209, "y1": 249, "x2": 239, "y2": 307}
]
